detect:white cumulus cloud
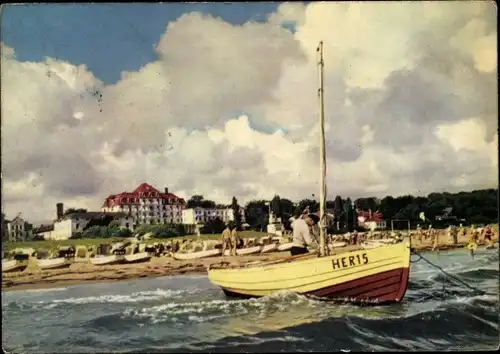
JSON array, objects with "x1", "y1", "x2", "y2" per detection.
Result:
[{"x1": 1, "y1": 1, "x2": 497, "y2": 223}]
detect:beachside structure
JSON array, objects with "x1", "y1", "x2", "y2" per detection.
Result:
[
  {"x1": 182, "y1": 206, "x2": 246, "y2": 225},
  {"x1": 101, "y1": 183, "x2": 186, "y2": 225},
  {"x1": 357, "y1": 209, "x2": 387, "y2": 230},
  {"x1": 4, "y1": 215, "x2": 33, "y2": 242},
  {"x1": 35, "y1": 203, "x2": 133, "y2": 240}
]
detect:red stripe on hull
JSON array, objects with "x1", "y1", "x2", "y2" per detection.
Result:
[{"x1": 221, "y1": 267, "x2": 410, "y2": 305}]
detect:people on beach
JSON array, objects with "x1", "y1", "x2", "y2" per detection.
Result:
[
  {"x1": 416, "y1": 224, "x2": 423, "y2": 243},
  {"x1": 351, "y1": 229, "x2": 359, "y2": 245},
  {"x1": 291, "y1": 213, "x2": 319, "y2": 256},
  {"x1": 482, "y1": 225, "x2": 494, "y2": 247},
  {"x1": 221, "y1": 224, "x2": 236, "y2": 256},
  {"x1": 230, "y1": 223, "x2": 241, "y2": 250},
  {"x1": 428, "y1": 225, "x2": 438, "y2": 251}
]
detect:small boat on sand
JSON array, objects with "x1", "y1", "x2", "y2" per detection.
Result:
[
  {"x1": 361, "y1": 242, "x2": 384, "y2": 250},
  {"x1": 2, "y1": 259, "x2": 28, "y2": 273},
  {"x1": 261, "y1": 243, "x2": 278, "y2": 254},
  {"x1": 237, "y1": 246, "x2": 262, "y2": 255},
  {"x1": 37, "y1": 258, "x2": 72, "y2": 270},
  {"x1": 328, "y1": 241, "x2": 347, "y2": 249},
  {"x1": 223, "y1": 246, "x2": 263, "y2": 256},
  {"x1": 172, "y1": 249, "x2": 221, "y2": 260},
  {"x1": 90, "y1": 255, "x2": 124, "y2": 266},
  {"x1": 277, "y1": 243, "x2": 294, "y2": 251},
  {"x1": 124, "y1": 252, "x2": 151, "y2": 263}
]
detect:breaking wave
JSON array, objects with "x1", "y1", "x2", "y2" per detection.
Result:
[{"x1": 3, "y1": 250, "x2": 498, "y2": 353}]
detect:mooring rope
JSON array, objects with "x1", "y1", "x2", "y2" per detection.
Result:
[{"x1": 410, "y1": 249, "x2": 497, "y2": 297}]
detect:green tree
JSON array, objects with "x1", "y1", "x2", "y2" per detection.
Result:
[
  {"x1": 294, "y1": 199, "x2": 319, "y2": 216},
  {"x1": 63, "y1": 208, "x2": 88, "y2": 215},
  {"x1": 201, "y1": 217, "x2": 226, "y2": 234},
  {"x1": 345, "y1": 198, "x2": 355, "y2": 232},
  {"x1": 244, "y1": 200, "x2": 269, "y2": 231},
  {"x1": 231, "y1": 196, "x2": 242, "y2": 229},
  {"x1": 270, "y1": 195, "x2": 282, "y2": 219}
]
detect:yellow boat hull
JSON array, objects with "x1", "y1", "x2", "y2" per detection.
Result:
[{"x1": 208, "y1": 240, "x2": 411, "y2": 304}]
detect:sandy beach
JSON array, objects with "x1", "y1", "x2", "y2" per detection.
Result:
[{"x1": 2, "y1": 232, "x2": 496, "y2": 292}]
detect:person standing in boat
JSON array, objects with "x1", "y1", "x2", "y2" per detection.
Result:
[{"x1": 291, "y1": 214, "x2": 319, "y2": 256}]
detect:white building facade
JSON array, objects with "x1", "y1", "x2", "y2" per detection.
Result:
[
  {"x1": 39, "y1": 212, "x2": 133, "y2": 241},
  {"x1": 182, "y1": 207, "x2": 246, "y2": 225},
  {"x1": 6, "y1": 216, "x2": 33, "y2": 242},
  {"x1": 101, "y1": 183, "x2": 186, "y2": 226}
]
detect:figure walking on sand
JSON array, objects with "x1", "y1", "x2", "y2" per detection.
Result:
[
  {"x1": 230, "y1": 222, "x2": 241, "y2": 252},
  {"x1": 482, "y1": 224, "x2": 494, "y2": 248},
  {"x1": 467, "y1": 224, "x2": 479, "y2": 257},
  {"x1": 221, "y1": 223, "x2": 235, "y2": 256},
  {"x1": 416, "y1": 224, "x2": 423, "y2": 243},
  {"x1": 451, "y1": 225, "x2": 458, "y2": 245},
  {"x1": 429, "y1": 225, "x2": 438, "y2": 251}
]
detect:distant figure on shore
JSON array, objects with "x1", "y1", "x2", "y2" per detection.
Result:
[
  {"x1": 428, "y1": 225, "x2": 438, "y2": 251},
  {"x1": 467, "y1": 225, "x2": 479, "y2": 257},
  {"x1": 416, "y1": 224, "x2": 423, "y2": 243},
  {"x1": 351, "y1": 230, "x2": 359, "y2": 245},
  {"x1": 291, "y1": 214, "x2": 319, "y2": 256},
  {"x1": 459, "y1": 224, "x2": 466, "y2": 240},
  {"x1": 221, "y1": 223, "x2": 235, "y2": 256},
  {"x1": 482, "y1": 225, "x2": 494, "y2": 247},
  {"x1": 451, "y1": 225, "x2": 458, "y2": 244}
]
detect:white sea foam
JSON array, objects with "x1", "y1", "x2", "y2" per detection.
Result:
[
  {"x1": 36, "y1": 288, "x2": 201, "y2": 306},
  {"x1": 23, "y1": 287, "x2": 69, "y2": 294}
]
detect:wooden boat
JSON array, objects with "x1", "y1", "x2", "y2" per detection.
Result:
[
  {"x1": 89, "y1": 255, "x2": 124, "y2": 266},
  {"x1": 2, "y1": 259, "x2": 28, "y2": 273},
  {"x1": 277, "y1": 242, "x2": 294, "y2": 251},
  {"x1": 209, "y1": 240, "x2": 410, "y2": 302},
  {"x1": 260, "y1": 243, "x2": 278, "y2": 254},
  {"x1": 328, "y1": 241, "x2": 347, "y2": 248},
  {"x1": 172, "y1": 249, "x2": 221, "y2": 260},
  {"x1": 237, "y1": 246, "x2": 262, "y2": 255},
  {"x1": 372, "y1": 238, "x2": 396, "y2": 244},
  {"x1": 37, "y1": 258, "x2": 72, "y2": 270},
  {"x1": 207, "y1": 42, "x2": 411, "y2": 304},
  {"x1": 124, "y1": 252, "x2": 151, "y2": 263},
  {"x1": 361, "y1": 242, "x2": 384, "y2": 250}
]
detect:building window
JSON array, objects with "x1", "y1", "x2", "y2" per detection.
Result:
[{"x1": 125, "y1": 223, "x2": 129, "y2": 228}]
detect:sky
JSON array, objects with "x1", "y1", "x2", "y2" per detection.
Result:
[{"x1": 1, "y1": 2, "x2": 498, "y2": 224}]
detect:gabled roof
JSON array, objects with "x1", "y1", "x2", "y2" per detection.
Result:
[
  {"x1": 102, "y1": 183, "x2": 186, "y2": 207},
  {"x1": 60, "y1": 212, "x2": 127, "y2": 221},
  {"x1": 356, "y1": 210, "x2": 384, "y2": 222},
  {"x1": 133, "y1": 183, "x2": 161, "y2": 194},
  {"x1": 33, "y1": 224, "x2": 54, "y2": 233}
]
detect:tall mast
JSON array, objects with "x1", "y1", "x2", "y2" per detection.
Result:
[{"x1": 317, "y1": 41, "x2": 326, "y2": 257}]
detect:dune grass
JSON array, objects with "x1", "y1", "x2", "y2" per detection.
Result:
[{"x1": 2, "y1": 230, "x2": 269, "y2": 251}]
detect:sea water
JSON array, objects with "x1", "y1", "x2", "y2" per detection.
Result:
[{"x1": 2, "y1": 249, "x2": 498, "y2": 352}]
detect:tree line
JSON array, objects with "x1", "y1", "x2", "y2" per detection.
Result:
[{"x1": 242, "y1": 189, "x2": 498, "y2": 232}]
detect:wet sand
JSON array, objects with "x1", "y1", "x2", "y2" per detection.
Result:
[{"x1": 3, "y1": 233, "x2": 496, "y2": 292}]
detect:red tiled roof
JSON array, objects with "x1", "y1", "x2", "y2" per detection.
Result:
[
  {"x1": 102, "y1": 183, "x2": 186, "y2": 208},
  {"x1": 357, "y1": 210, "x2": 384, "y2": 222}
]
